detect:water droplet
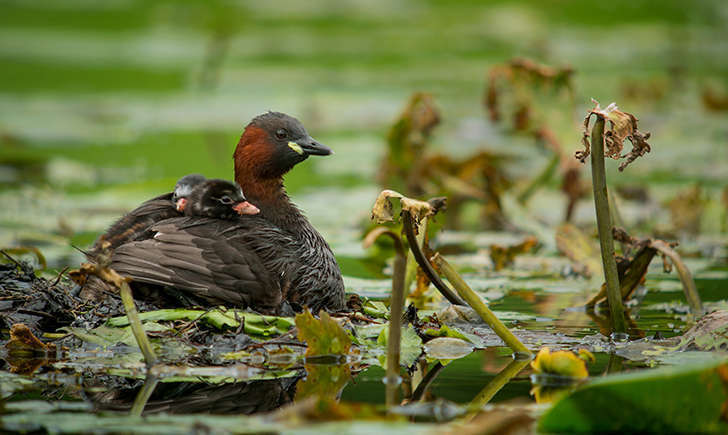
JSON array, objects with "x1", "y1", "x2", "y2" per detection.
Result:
[
  {"x1": 382, "y1": 375, "x2": 402, "y2": 386},
  {"x1": 610, "y1": 332, "x2": 629, "y2": 342},
  {"x1": 512, "y1": 351, "x2": 534, "y2": 361}
]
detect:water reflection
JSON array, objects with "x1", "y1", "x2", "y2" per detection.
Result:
[{"x1": 96, "y1": 374, "x2": 302, "y2": 416}]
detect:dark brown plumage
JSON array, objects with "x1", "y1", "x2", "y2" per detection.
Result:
[{"x1": 89, "y1": 112, "x2": 346, "y2": 314}]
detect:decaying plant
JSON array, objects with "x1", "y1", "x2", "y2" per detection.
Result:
[
  {"x1": 417, "y1": 151, "x2": 512, "y2": 230},
  {"x1": 366, "y1": 190, "x2": 530, "y2": 361},
  {"x1": 485, "y1": 58, "x2": 587, "y2": 222},
  {"x1": 573, "y1": 99, "x2": 688, "y2": 333},
  {"x1": 377, "y1": 92, "x2": 512, "y2": 230},
  {"x1": 586, "y1": 228, "x2": 703, "y2": 316},
  {"x1": 377, "y1": 92, "x2": 441, "y2": 195},
  {"x1": 666, "y1": 184, "x2": 706, "y2": 236},
  {"x1": 576, "y1": 100, "x2": 652, "y2": 171}
]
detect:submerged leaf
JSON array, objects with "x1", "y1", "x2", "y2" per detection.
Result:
[{"x1": 295, "y1": 309, "x2": 351, "y2": 357}]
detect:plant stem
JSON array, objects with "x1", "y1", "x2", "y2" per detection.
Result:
[
  {"x1": 468, "y1": 357, "x2": 531, "y2": 412},
  {"x1": 384, "y1": 234, "x2": 407, "y2": 409},
  {"x1": 130, "y1": 375, "x2": 159, "y2": 417},
  {"x1": 432, "y1": 253, "x2": 530, "y2": 354},
  {"x1": 589, "y1": 116, "x2": 627, "y2": 334},
  {"x1": 119, "y1": 280, "x2": 158, "y2": 367},
  {"x1": 402, "y1": 213, "x2": 465, "y2": 305},
  {"x1": 651, "y1": 240, "x2": 703, "y2": 316}
]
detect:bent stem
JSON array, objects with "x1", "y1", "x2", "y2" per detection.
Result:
[
  {"x1": 431, "y1": 253, "x2": 530, "y2": 354},
  {"x1": 589, "y1": 116, "x2": 627, "y2": 334},
  {"x1": 651, "y1": 240, "x2": 703, "y2": 316},
  {"x1": 402, "y1": 213, "x2": 465, "y2": 305}
]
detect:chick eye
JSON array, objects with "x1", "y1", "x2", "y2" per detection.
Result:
[
  {"x1": 219, "y1": 195, "x2": 233, "y2": 205},
  {"x1": 275, "y1": 129, "x2": 288, "y2": 140}
]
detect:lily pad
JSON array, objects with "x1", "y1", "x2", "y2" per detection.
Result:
[{"x1": 539, "y1": 360, "x2": 728, "y2": 433}]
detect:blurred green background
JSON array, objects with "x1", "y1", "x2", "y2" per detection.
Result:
[{"x1": 0, "y1": 0, "x2": 727, "y2": 271}]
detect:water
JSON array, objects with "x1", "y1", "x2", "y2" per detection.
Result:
[{"x1": 1, "y1": 0, "x2": 728, "y2": 432}]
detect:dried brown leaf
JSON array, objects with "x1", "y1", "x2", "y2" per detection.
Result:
[
  {"x1": 576, "y1": 99, "x2": 652, "y2": 171},
  {"x1": 370, "y1": 189, "x2": 436, "y2": 225}
]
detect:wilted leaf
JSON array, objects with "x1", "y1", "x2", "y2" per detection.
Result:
[
  {"x1": 576, "y1": 99, "x2": 651, "y2": 171},
  {"x1": 555, "y1": 223, "x2": 601, "y2": 278},
  {"x1": 538, "y1": 361, "x2": 728, "y2": 433},
  {"x1": 295, "y1": 309, "x2": 351, "y2": 357},
  {"x1": 370, "y1": 189, "x2": 436, "y2": 225},
  {"x1": 667, "y1": 184, "x2": 705, "y2": 235},
  {"x1": 489, "y1": 236, "x2": 538, "y2": 271},
  {"x1": 5, "y1": 323, "x2": 54, "y2": 354}
]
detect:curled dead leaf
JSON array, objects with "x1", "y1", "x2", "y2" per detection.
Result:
[
  {"x1": 370, "y1": 189, "x2": 442, "y2": 225},
  {"x1": 576, "y1": 99, "x2": 652, "y2": 171}
]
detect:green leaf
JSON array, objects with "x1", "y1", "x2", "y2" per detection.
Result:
[
  {"x1": 107, "y1": 308, "x2": 294, "y2": 336},
  {"x1": 295, "y1": 309, "x2": 351, "y2": 357},
  {"x1": 539, "y1": 360, "x2": 728, "y2": 433},
  {"x1": 377, "y1": 324, "x2": 423, "y2": 368}
]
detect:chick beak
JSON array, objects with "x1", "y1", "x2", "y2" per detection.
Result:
[
  {"x1": 175, "y1": 198, "x2": 188, "y2": 212},
  {"x1": 233, "y1": 201, "x2": 260, "y2": 215},
  {"x1": 298, "y1": 136, "x2": 333, "y2": 156}
]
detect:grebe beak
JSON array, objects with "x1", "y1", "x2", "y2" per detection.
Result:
[
  {"x1": 297, "y1": 136, "x2": 333, "y2": 156},
  {"x1": 175, "y1": 198, "x2": 188, "y2": 212},
  {"x1": 233, "y1": 201, "x2": 260, "y2": 215}
]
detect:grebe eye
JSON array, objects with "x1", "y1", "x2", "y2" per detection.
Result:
[
  {"x1": 275, "y1": 129, "x2": 287, "y2": 140},
  {"x1": 219, "y1": 195, "x2": 233, "y2": 205}
]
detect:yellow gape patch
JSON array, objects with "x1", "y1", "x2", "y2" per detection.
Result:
[{"x1": 288, "y1": 141, "x2": 304, "y2": 155}]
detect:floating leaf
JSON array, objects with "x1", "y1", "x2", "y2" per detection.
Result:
[
  {"x1": 108, "y1": 308, "x2": 294, "y2": 336},
  {"x1": 677, "y1": 310, "x2": 728, "y2": 351},
  {"x1": 295, "y1": 309, "x2": 351, "y2": 357},
  {"x1": 424, "y1": 337, "x2": 474, "y2": 360},
  {"x1": 539, "y1": 361, "x2": 728, "y2": 433}
]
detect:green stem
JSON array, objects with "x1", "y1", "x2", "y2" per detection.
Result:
[
  {"x1": 432, "y1": 253, "x2": 530, "y2": 354},
  {"x1": 402, "y1": 213, "x2": 465, "y2": 305},
  {"x1": 589, "y1": 116, "x2": 627, "y2": 334},
  {"x1": 130, "y1": 375, "x2": 159, "y2": 417},
  {"x1": 119, "y1": 281, "x2": 158, "y2": 367},
  {"x1": 468, "y1": 358, "x2": 530, "y2": 412},
  {"x1": 386, "y1": 237, "x2": 407, "y2": 409}
]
